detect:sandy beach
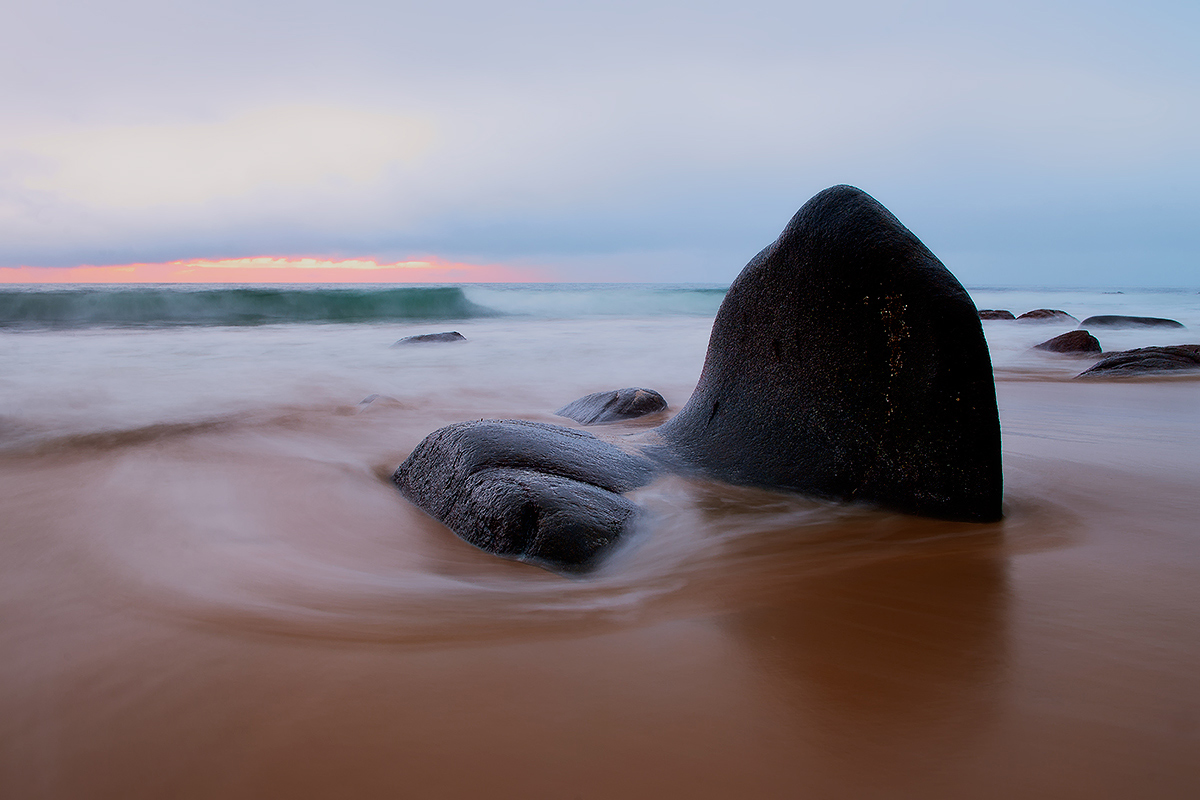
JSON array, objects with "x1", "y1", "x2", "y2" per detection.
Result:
[
  {"x1": 6, "y1": 0, "x2": 1198, "y2": 793},
  {"x1": 2, "y1": 292, "x2": 1197, "y2": 798}
]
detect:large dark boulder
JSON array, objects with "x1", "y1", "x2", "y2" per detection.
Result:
[
  {"x1": 979, "y1": 309, "x2": 1016, "y2": 320},
  {"x1": 1033, "y1": 330, "x2": 1102, "y2": 355},
  {"x1": 556, "y1": 388, "x2": 668, "y2": 425},
  {"x1": 393, "y1": 420, "x2": 657, "y2": 572},
  {"x1": 393, "y1": 185, "x2": 1004, "y2": 572},
  {"x1": 1078, "y1": 315, "x2": 1185, "y2": 329},
  {"x1": 1076, "y1": 345, "x2": 1200, "y2": 378},
  {"x1": 1017, "y1": 309, "x2": 1078, "y2": 323},
  {"x1": 654, "y1": 185, "x2": 1002, "y2": 522}
]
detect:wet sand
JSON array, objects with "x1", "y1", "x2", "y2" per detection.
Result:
[{"x1": 2, "y1": 377, "x2": 1199, "y2": 799}]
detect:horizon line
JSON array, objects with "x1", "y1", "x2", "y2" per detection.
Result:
[{"x1": 0, "y1": 256, "x2": 549, "y2": 284}]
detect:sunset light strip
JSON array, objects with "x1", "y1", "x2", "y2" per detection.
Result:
[{"x1": 0, "y1": 256, "x2": 546, "y2": 284}]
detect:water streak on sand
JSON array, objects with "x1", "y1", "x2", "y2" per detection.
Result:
[{"x1": 1, "y1": 284, "x2": 1198, "y2": 798}]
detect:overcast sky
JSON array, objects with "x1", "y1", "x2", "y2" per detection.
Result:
[{"x1": 2, "y1": 0, "x2": 1196, "y2": 285}]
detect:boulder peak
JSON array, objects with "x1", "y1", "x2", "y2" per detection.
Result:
[{"x1": 656, "y1": 185, "x2": 1002, "y2": 521}]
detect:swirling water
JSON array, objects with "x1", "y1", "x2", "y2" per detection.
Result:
[{"x1": 1, "y1": 283, "x2": 1198, "y2": 798}]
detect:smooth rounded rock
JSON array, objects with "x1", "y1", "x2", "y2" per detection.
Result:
[
  {"x1": 393, "y1": 331, "x2": 466, "y2": 345},
  {"x1": 1017, "y1": 309, "x2": 1078, "y2": 323},
  {"x1": 556, "y1": 388, "x2": 668, "y2": 425},
  {"x1": 979, "y1": 309, "x2": 1016, "y2": 320},
  {"x1": 1078, "y1": 315, "x2": 1185, "y2": 330},
  {"x1": 1076, "y1": 345, "x2": 1200, "y2": 378},
  {"x1": 1033, "y1": 330, "x2": 1102, "y2": 355},
  {"x1": 392, "y1": 184, "x2": 1005, "y2": 573},
  {"x1": 393, "y1": 420, "x2": 657, "y2": 572},
  {"x1": 654, "y1": 185, "x2": 1002, "y2": 522}
]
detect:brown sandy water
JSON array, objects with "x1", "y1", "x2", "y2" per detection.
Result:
[{"x1": 2, "y1": 370, "x2": 1198, "y2": 799}]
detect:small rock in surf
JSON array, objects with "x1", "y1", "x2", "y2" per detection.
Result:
[
  {"x1": 979, "y1": 309, "x2": 1016, "y2": 320},
  {"x1": 1033, "y1": 330, "x2": 1102, "y2": 355},
  {"x1": 1017, "y1": 309, "x2": 1078, "y2": 323},
  {"x1": 1078, "y1": 315, "x2": 1185, "y2": 329},
  {"x1": 393, "y1": 331, "x2": 466, "y2": 345},
  {"x1": 556, "y1": 388, "x2": 668, "y2": 425},
  {"x1": 1076, "y1": 345, "x2": 1200, "y2": 378}
]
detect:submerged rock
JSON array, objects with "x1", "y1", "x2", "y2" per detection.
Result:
[
  {"x1": 556, "y1": 388, "x2": 668, "y2": 425},
  {"x1": 393, "y1": 331, "x2": 466, "y2": 345},
  {"x1": 1017, "y1": 309, "x2": 1078, "y2": 323},
  {"x1": 1076, "y1": 345, "x2": 1200, "y2": 378},
  {"x1": 1033, "y1": 330, "x2": 1102, "y2": 355},
  {"x1": 979, "y1": 309, "x2": 1016, "y2": 320},
  {"x1": 1078, "y1": 315, "x2": 1185, "y2": 329},
  {"x1": 393, "y1": 185, "x2": 1004, "y2": 572}
]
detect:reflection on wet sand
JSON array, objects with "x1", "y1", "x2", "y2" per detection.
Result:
[
  {"x1": 729, "y1": 521, "x2": 1008, "y2": 781},
  {"x1": 681, "y1": 484, "x2": 1008, "y2": 786},
  {"x1": 3, "y1": 377, "x2": 1200, "y2": 799}
]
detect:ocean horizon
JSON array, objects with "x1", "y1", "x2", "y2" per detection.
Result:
[{"x1": 2, "y1": 280, "x2": 1198, "y2": 798}]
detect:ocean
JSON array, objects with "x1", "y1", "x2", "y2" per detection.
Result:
[{"x1": 2, "y1": 282, "x2": 1198, "y2": 798}]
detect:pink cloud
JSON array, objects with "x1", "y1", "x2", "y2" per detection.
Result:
[{"x1": 0, "y1": 256, "x2": 548, "y2": 284}]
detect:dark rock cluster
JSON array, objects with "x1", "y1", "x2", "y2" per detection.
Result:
[
  {"x1": 985, "y1": 306, "x2": 1192, "y2": 376},
  {"x1": 980, "y1": 310, "x2": 1187, "y2": 330},
  {"x1": 393, "y1": 185, "x2": 1004, "y2": 572}
]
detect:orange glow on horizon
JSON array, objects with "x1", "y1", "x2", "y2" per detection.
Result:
[{"x1": 0, "y1": 256, "x2": 547, "y2": 284}]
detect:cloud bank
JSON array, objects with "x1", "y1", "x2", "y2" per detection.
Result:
[{"x1": 2, "y1": 0, "x2": 1197, "y2": 285}]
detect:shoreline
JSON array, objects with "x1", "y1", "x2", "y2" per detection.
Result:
[{"x1": 2, "y1": 373, "x2": 1198, "y2": 798}]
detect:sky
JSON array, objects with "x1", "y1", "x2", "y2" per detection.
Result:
[{"x1": 1, "y1": 0, "x2": 1197, "y2": 286}]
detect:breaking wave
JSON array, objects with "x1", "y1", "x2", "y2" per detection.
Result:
[{"x1": 0, "y1": 285, "x2": 497, "y2": 328}]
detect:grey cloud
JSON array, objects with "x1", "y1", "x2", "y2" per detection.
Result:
[{"x1": 2, "y1": 0, "x2": 1198, "y2": 285}]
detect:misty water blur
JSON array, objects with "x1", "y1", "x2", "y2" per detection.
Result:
[{"x1": 1, "y1": 284, "x2": 1198, "y2": 798}]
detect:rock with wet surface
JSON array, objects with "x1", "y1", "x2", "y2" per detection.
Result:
[
  {"x1": 979, "y1": 309, "x2": 1015, "y2": 320},
  {"x1": 1017, "y1": 309, "x2": 1078, "y2": 323},
  {"x1": 1033, "y1": 330, "x2": 1102, "y2": 355},
  {"x1": 1078, "y1": 315, "x2": 1185, "y2": 330},
  {"x1": 393, "y1": 331, "x2": 466, "y2": 345},
  {"x1": 393, "y1": 185, "x2": 1004, "y2": 572},
  {"x1": 1076, "y1": 345, "x2": 1200, "y2": 378},
  {"x1": 653, "y1": 185, "x2": 1002, "y2": 523},
  {"x1": 393, "y1": 420, "x2": 657, "y2": 572},
  {"x1": 556, "y1": 388, "x2": 668, "y2": 425}
]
